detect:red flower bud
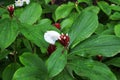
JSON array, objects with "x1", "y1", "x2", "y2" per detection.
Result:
[
  {"x1": 97, "y1": 55, "x2": 103, "y2": 61},
  {"x1": 7, "y1": 5, "x2": 14, "y2": 18},
  {"x1": 47, "y1": 44, "x2": 56, "y2": 55},
  {"x1": 53, "y1": 23, "x2": 61, "y2": 29},
  {"x1": 58, "y1": 33, "x2": 70, "y2": 47}
]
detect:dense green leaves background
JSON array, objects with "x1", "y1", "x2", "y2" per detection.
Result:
[{"x1": 0, "y1": 0, "x2": 120, "y2": 80}]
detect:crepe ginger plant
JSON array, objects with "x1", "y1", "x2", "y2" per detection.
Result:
[{"x1": 1, "y1": 0, "x2": 120, "y2": 80}]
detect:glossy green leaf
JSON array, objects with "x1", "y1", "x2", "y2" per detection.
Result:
[
  {"x1": 55, "y1": 2, "x2": 74, "y2": 21},
  {"x1": 2, "y1": 63, "x2": 20, "y2": 80},
  {"x1": 106, "y1": 57, "x2": 120, "y2": 67},
  {"x1": 97, "y1": 1, "x2": 111, "y2": 15},
  {"x1": 84, "y1": 6, "x2": 100, "y2": 14},
  {"x1": 68, "y1": 57, "x2": 117, "y2": 80},
  {"x1": 0, "y1": 19, "x2": 19, "y2": 49},
  {"x1": 22, "y1": 38, "x2": 32, "y2": 52},
  {"x1": 69, "y1": 10, "x2": 98, "y2": 48},
  {"x1": 13, "y1": 52, "x2": 48, "y2": 80},
  {"x1": 114, "y1": 24, "x2": 120, "y2": 37},
  {"x1": 19, "y1": 3, "x2": 42, "y2": 25},
  {"x1": 53, "y1": 69, "x2": 74, "y2": 80},
  {"x1": 13, "y1": 67, "x2": 47, "y2": 80},
  {"x1": 78, "y1": 0, "x2": 92, "y2": 5},
  {"x1": 45, "y1": 0, "x2": 51, "y2": 4},
  {"x1": 20, "y1": 24, "x2": 47, "y2": 53},
  {"x1": 61, "y1": 18, "x2": 74, "y2": 33},
  {"x1": 110, "y1": 12, "x2": 120, "y2": 20},
  {"x1": 19, "y1": 52, "x2": 45, "y2": 67},
  {"x1": 20, "y1": 21, "x2": 59, "y2": 53},
  {"x1": 71, "y1": 35, "x2": 120, "y2": 57},
  {"x1": 46, "y1": 47, "x2": 67, "y2": 78},
  {"x1": 95, "y1": 23, "x2": 107, "y2": 35},
  {"x1": 110, "y1": 5, "x2": 120, "y2": 11},
  {"x1": 38, "y1": 19, "x2": 52, "y2": 25},
  {"x1": 20, "y1": 24, "x2": 46, "y2": 46},
  {"x1": 109, "y1": 0, "x2": 120, "y2": 5}
]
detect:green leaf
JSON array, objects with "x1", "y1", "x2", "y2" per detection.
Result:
[
  {"x1": 20, "y1": 21, "x2": 59, "y2": 53},
  {"x1": 77, "y1": 0, "x2": 92, "y2": 5},
  {"x1": 38, "y1": 18, "x2": 52, "y2": 25},
  {"x1": 2, "y1": 63, "x2": 20, "y2": 80},
  {"x1": 109, "y1": 0, "x2": 120, "y2": 5},
  {"x1": 45, "y1": 0, "x2": 51, "y2": 4},
  {"x1": 110, "y1": 12, "x2": 120, "y2": 20},
  {"x1": 97, "y1": 1, "x2": 111, "y2": 15},
  {"x1": 70, "y1": 35, "x2": 120, "y2": 57},
  {"x1": 69, "y1": 10, "x2": 98, "y2": 48},
  {"x1": 13, "y1": 52, "x2": 48, "y2": 80},
  {"x1": 19, "y1": 52, "x2": 45, "y2": 67},
  {"x1": 84, "y1": 6, "x2": 100, "y2": 14},
  {"x1": 0, "y1": 50, "x2": 9, "y2": 60},
  {"x1": 110, "y1": 5, "x2": 120, "y2": 11},
  {"x1": 46, "y1": 47, "x2": 67, "y2": 78},
  {"x1": 20, "y1": 24, "x2": 47, "y2": 53},
  {"x1": 68, "y1": 57, "x2": 117, "y2": 80},
  {"x1": 53, "y1": 69, "x2": 74, "y2": 80},
  {"x1": 114, "y1": 24, "x2": 120, "y2": 37},
  {"x1": 61, "y1": 18, "x2": 74, "y2": 33},
  {"x1": 95, "y1": 23, "x2": 107, "y2": 35},
  {"x1": 106, "y1": 57, "x2": 120, "y2": 67},
  {"x1": 0, "y1": 19, "x2": 19, "y2": 49},
  {"x1": 55, "y1": 2, "x2": 74, "y2": 21},
  {"x1": 22, "y1": 38, "x2": 32, "y2": 52},
  {"x1": 19, "y1": 3, "x2": 42, "y2": 25}
]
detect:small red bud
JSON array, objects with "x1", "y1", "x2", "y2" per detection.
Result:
[
  {"x1": 58, "y1": 33, "x2": 70, "y2": 47},
  {"x1": 97, "y1": 55, "x2": 103, "y2": 61},
  {"x1": 47, "y1": 44, "x2": 56, "y2": 55},
  {"x1": 7, "y1": 5, "x2": 14, "y2": 18},
  {"x1": 53, "y1": 23, "x2": 61, "y2": 29}
]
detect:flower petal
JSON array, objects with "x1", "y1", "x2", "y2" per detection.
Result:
[
  {"x1": 15, "y1": 0, "x2": 24, "y2": 7},
  {"x1": 44, "y1": 31, "x2": 60, "y2": 44}
]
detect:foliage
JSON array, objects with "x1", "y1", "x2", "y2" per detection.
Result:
[{"x1": 0, "y1": 0, "x2": 120, "y2": 80}]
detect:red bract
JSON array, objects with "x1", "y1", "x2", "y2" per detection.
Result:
[
  {"x1": 47, "y1": 44, "x2": 56, "y2": 55},
  {"x1": 58, "y1": 33, "x2": 70, "y2": 47},
  {"x1": 7, "y1": 5, "x2": 14, "y2": 18},
  {"x1": 53, "y1": 23, "x2": 61, "y2": 29}
]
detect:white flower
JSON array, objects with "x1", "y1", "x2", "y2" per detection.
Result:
[
  {"x1": 15, "y1": 0, "x2": 30, "y2": 7},
  {"x1": 44, "y1": 31, "x2": 60, "y2": 45},
  {"x1": 15, "y1": 0, "x2": 24, "y2": 7}
]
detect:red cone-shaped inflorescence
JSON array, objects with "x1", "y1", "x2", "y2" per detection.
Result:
[
  {"x1": 58, "y1": 33, "x2": 70, "y2": 47},
  {"x1": 7, "y1": 5, "x2": 14, "y2": 18},
  {"x1": 53, "y1": 23, "x2": 61, "y2": 29},
  {"x1": 47, "y1": 44, "x2": 56, "y2": 55}
]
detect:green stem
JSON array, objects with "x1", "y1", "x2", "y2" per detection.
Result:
[{"x1": 75, "y1": 2, "x2": 80, "y2": 14}]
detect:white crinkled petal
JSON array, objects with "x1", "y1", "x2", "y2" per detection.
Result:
[
  {"x1": 44, "y1": 31, "x2": 60, "y2": 44},
  {"x1": 15, "y1": 0, "x2": 24, "y2": 7}
]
